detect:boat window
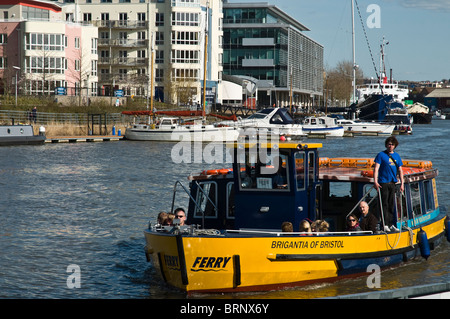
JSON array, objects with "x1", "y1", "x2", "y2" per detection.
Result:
[
  {"x1": 270, "y1": 114, "x2": 283, "y2": 124},
  {"x1": 329, "y1": 182, "x2": 352, "y2": 198},
  {"x1": 226, "y1": 182, "x2": 235, "y2": 219},
  {"x1": 410, "y1": 182, "x2": 422, "y2": 216},
  {"x1": 319, "y1": 118, "x2": 325, "y2": 125},
  {"x1": 238, "y1": 150, "x2": 290, "y2": 192},
  {"x1": 247, "y1": 113, "x2": 267, "y2": 120},
  {"x1": 295, "y1": 152, "x2": 305, "y2": 190},
  {"x1": 161, "y1": 119, "x2": 172, "y2": 125},
  {"x1": 308, "y1": 152, "x2": 315, "y2": 186},
  {"x1": 194, "y1": 182, "x2": 218, "y2": 218},
  {"x1": 423, "y1": 180, "x2": 435, "y2": 213},
  {"x1": 311, "y1": 119, "x2": 316, "y2": 125},
  {"x1": 395, "y1": 190, "x2": 408, "y2": 222}
]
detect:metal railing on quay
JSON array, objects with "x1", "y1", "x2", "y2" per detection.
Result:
[{"x1": 0, "y1": 110, "x2": 127, "y2": 125}]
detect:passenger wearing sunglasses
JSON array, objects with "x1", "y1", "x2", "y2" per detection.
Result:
[
  {"x1": 346, "y1": 213, "x2": 361, "y2": 231},
  {"x1": 174, "y1": 207, "x2": 187, "y2": 226}
]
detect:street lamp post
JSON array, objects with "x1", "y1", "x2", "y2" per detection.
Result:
[{"x1": 13, "y1": 66, "x2": 20, "y2": 107}]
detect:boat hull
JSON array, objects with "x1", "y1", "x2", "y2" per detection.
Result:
[
  {"x1": 125, "y1": 126, "x2": 240, "y2": 142},
  {"x1": 0, "y1": 125, "x2": 46, "y2": 146},
  {"x1": 144, "y1": 212, "x2": 447, "y2": 294},
  {"x1": 302, "y1": 126, "x2": 344, "y2": 137}
]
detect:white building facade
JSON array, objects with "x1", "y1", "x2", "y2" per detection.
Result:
[{"x1": 70, "y1": 0, "x2": 223, "y2": 105}]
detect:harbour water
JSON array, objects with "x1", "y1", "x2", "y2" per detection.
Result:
[{"x1": 0, "y1": 120, "x2": 449, "y2": 299}]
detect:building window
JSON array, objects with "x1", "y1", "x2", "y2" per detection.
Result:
[
  {"x1": 171, "y1": 0, "x2": 200, "y2": 7},
  {"x1": 0, "y1": 57, "x2": 7, "y2": 69},
  {"x1": 155, "y1": 50, "x2": 164, "y2": 64},
  {"x1": 171, "y1": 50, "x2": 199, "y2": 64},
  {"x1": 0, "y1": 34, "x2": 7, "y2": 44},
  {"x1": 156, "y1": 13, "x2": 164, "y2": 26},
  {"x1": 25, "y1": 56, "x2": 66, "y2": 74},
  {"x1": 91, "y1": 60, "x2": 97, "y2": 76},
  {"x1": 155, "y1": 32, "x2": 164, "y2": 45},
  {"x1": 22, "y1": 6, "x2": 50, "y2": 20},
  {"x1": 155, "y1": 69, "x2": 164, "y2": 82},
  {"x1": 91, "y1": 38, "x2": 97, "y2": 54},
  {"x1": 171, "y1": 12, "x2": 199, "y2": 27},
  {"x1": 171, "y1": 31, "x2": 199, "y2": 45},
  {"x1": 25, "y1": 33, "x2": 65, "y2": 51},
  {"x1": 83, "y1": 13, "x2": 92, "y2": 22}
]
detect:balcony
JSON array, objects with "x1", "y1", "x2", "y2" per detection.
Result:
[
  {"x1": 92, "y1": 20, "x2": 148, "y2": 29},
  {"x1": 98, "y1": 57, "x2": 148, "y2": 66},
  {"x1": 98, "y1": 39, "x2": 148, "y2": 48}
]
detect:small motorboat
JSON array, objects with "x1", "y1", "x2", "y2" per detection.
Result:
[
  {"x1": 302, "y1": 116, "x2": 344, "y2": 137},
  {"x1": 337, "y1": 119, "x2": 395, "y2": 136},
  {"x1": 219, "y1": 108, "x2": 305, "y2": 138}
]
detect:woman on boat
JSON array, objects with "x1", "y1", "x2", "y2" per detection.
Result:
[
  {"x1": 299, "y1": 220, "x2": 312, "y2": 233},
  {"x1": 346, "y1": 214, "x2": 362, "y2": 231}
]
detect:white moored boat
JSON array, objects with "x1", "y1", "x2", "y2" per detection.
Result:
[
  {"x1": 219, "y1": 108, "x2": 305, "y2": 138},
  {"x1": 125, "y1": 116, "x2": 239, "y2": 142},
  {"x1": 337, "y1": 119, "x2": 395, "y2": 136},
  {"x1": 302, "y1": 116, "x2": 344, "y2": 137}
]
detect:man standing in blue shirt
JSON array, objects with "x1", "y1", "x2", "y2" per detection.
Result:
[{"x1": 374, "y1": 137, "x2": 404, "y2": 232}]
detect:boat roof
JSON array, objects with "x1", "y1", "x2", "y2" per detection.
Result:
[{"x1": 228, "y1": 142, "x2": 323, "y2": 150}]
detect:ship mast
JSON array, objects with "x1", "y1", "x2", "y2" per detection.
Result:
[
  {"x1": 351, "y1": 0, "x2": 356, "y2": 105},
  {"x1": 202, "y1": 2, "x2": 209, "y2": 120}
]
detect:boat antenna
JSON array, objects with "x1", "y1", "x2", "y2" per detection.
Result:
[{"x1": 202, "y1": 1, "x2": 210, "y2": 121}]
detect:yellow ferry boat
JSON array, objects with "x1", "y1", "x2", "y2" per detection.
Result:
[{"x1": 144, "y1": 142, "x2": 449, "y2": 294}]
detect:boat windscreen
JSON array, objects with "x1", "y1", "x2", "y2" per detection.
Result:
[{"x1": 270, "y1": 109, "x2": 294, "y2": 125}]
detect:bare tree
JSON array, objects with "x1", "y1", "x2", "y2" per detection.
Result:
[{"x1": 326, "y1": 60, "x2": 364, "y2": 106}]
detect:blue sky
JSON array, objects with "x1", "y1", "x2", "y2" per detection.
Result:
[{"x1": 228, "y1": 0, "x2": 450, "y2": 82}]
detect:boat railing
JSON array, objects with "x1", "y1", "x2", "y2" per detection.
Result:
[
  {"x1": 225, "y1": 229, "x2": 373, "y2": 236},
  {"x1": 170, "y1": 180, "x2": 217, "y2": 229}
]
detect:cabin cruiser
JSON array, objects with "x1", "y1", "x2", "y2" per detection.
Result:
[
  {"x1": 302, "y1": 116, "x2": 344, "y2": 137},
  {"x1": 124, "y1": 116, "x2": 239, "y2": 142},
  {"x1": 337, "y1": 119, "x2": 395, "y2": 135},
  {"x1": 219, "y1": 108, "x2": 305, "y2": 138}
]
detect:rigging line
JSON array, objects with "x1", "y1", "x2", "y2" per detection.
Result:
[{"x1": 354, "y1": 0, "x2": 382, "y2": 92}]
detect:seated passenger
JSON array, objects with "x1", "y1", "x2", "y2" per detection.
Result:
[
  {"x1": 281, "y1": 221, "x2": 293, "y2": 232},
  {"x1": 157, "y1": 212, "x2": 168, "y2": 226},
  {"x1": 299, "y1": 220, "x2": 312, "y2": 233},
  {"x1": 346, "y1": 214, "x2": 362, "y2": 231},
  {"x1": 359, "y1": 201, "x2": 378, "y2": 233},
  {"x1": 311, "y1": 219, "x2": 329, "y2": 233},
  {"x1": 174, "y1": 207, "x2": 187, "y2": 226},
  {"x1": 164, "y1": 213, "x2": 175, "y2": 226}
]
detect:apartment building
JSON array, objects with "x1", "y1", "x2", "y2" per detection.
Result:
[
  {"x1": 222, "y1": 1, "x2": 324, "y2": 108},
  {"x1": 0, "y1": 0, "x2": 98, "y2": 96},
  {"x1": 1, "y1": 0, "x2": 323, "y2": 108},
  {"x1": 69, "y1": 0, "x2": 223, "y2": 105}
]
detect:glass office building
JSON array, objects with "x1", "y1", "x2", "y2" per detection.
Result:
[{"x1": 223, "y1": 2, "x2": 323, "y2": 108}]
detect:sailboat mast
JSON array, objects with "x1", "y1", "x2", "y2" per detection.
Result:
[
  {"x1": 202, "y1": 2, "x2": 209, "y2": 119},
  {"x1": 351, "y1": 0, "x2": 356, "y2": 104},
  {"x1": 150, "y1": 31, "x2": 155, "y2": 114}
]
